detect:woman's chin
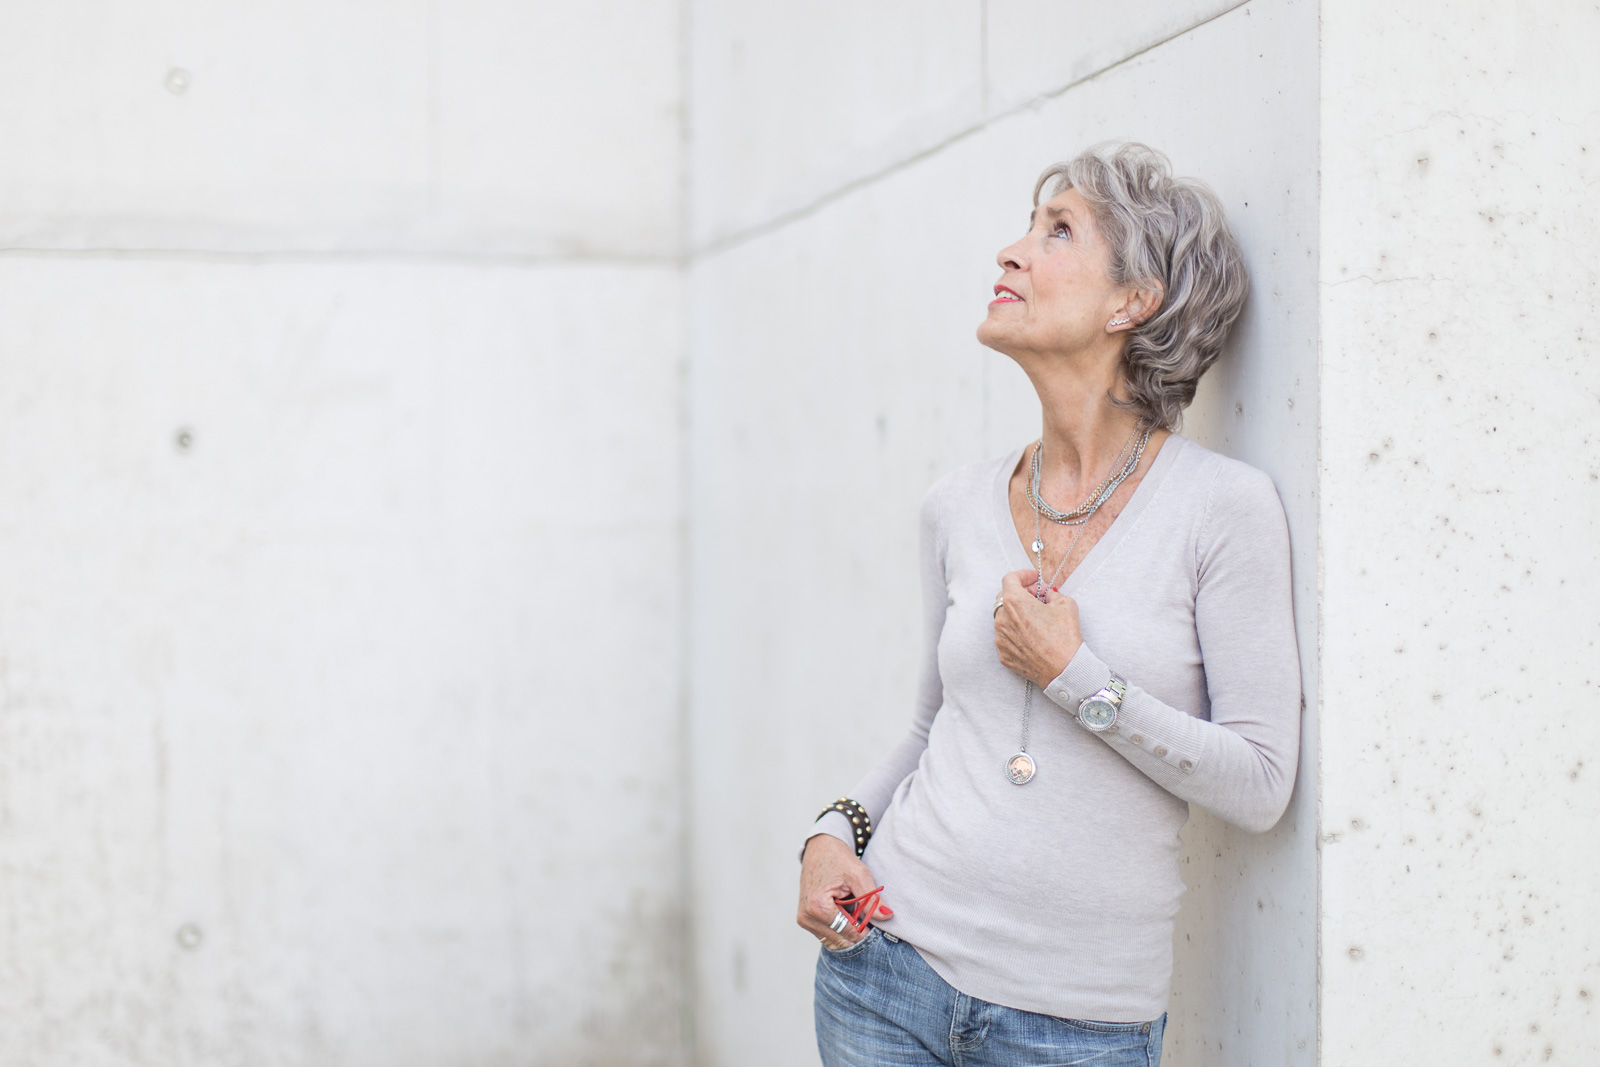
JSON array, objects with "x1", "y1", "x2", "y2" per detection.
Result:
[{"x1": 976, "y1": 318, "x2": 1017, "y2": 354}]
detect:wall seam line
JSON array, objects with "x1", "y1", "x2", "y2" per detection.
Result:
[
  {"x1": 676, "y1": 1, "x2": 699, "y2": 1064},
  {"x1": 1313, "y1": 3, "x2": 1326, "y2": 1061},
  {"x1": 688, "y1": 0, "x2": 1252, "y2": 262},
  {"x1": 0, "y1": 248, "x2": 677, "y2": 268}
]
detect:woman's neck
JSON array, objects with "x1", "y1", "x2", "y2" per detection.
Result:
[{"x1": 1025, "y1": 360, "x2": 1148, "y2": 494}]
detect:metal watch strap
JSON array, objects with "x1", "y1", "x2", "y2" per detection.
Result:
[
  {"x1": 1106, "y1": 675, "x2": 1126, "y2": 704},
  {"x1": 1077, "y1": 672, "x2": 1127, "y2": 731}
]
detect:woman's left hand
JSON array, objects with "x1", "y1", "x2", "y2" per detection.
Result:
[{"x1": 994, "y1": 569, "x2": 1083, "y2": 688}]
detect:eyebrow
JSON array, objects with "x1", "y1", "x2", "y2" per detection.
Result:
[{"x1": 1028, "y1": 204, "x2": 1076, "y2": 229}]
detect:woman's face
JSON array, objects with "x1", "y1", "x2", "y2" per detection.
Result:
[{"x1": 977, "y1": 187, "x2": 1128, "y2": 360}]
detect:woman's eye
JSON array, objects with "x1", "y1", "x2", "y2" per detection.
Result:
[{"x1": 1052, "y1": 221, "x2": 1071, "y2": 239}]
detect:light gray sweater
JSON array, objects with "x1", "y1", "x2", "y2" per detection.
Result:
[{"x1": 811, "y1": 435, "x2": 1301, "y2": 1021}]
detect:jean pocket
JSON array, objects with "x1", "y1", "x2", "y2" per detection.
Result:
[
  {"x1": 820, "y1": 927, "x2": 878, "y2": 960},
  {"x1": 1060, "y1": 1017, "x2": 1153, "y2": 1035}
]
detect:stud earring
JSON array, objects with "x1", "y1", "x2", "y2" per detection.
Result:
[{"x1": 1109, "y1": 317, "x2": 1131, "y2": 327}]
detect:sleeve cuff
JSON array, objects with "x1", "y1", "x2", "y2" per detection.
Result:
[
  {"x1": 798, "y1": 809, "x2": 857, "y2": 863},
  {"x1": 1044, "y1": 643, "x2": 1114, "y2": 710}
]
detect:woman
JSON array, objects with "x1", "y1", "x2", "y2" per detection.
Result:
[{"x1": 796, "y1": 142, "x2": 1300, "y2": 1066}]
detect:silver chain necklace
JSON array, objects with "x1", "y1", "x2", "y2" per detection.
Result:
[
  {"x1": 1006, "y1": 424, "x2": 1149, "y2": 786},
  {"x1": 1026, "y1": 422, "x2": 1152, "y2": 528},
  {"x1": 1027, "y1": 424, "x2": 1140, "y2": 592}
]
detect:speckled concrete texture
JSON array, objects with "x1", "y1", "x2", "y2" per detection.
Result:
[{"x1": 1318, "y1": 2, "x2": 1600, "y2": 1063}]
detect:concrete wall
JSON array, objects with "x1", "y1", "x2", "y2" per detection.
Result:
[
  {"x1": 1317, "y1": 2, "x2": 1600, "y2": 1063},
  {"x1": 0, "y1": 1, "x2": 682, "y2": 257},
  {"x1": 8, "y1": 2, "x2": 1595, "y2": 1064},
  {"x1": 684, "y1": 2, "x2": 1321, "y2": 1063},
  {"x1": 0, "y1": 3, "x2": 687, "y2": 1065}
]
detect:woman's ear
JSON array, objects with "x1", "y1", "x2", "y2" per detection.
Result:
[{"x1": 1124, "y1": 284, "x2": 1164, "y2": 326}]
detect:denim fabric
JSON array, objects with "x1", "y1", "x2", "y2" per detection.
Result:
[{"x1": 815, "y1": 929, "x2": 1165, "y2": 1067}]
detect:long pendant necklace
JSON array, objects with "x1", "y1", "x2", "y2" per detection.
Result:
[{"x1": 1006, "y1": 423, "x2": 1147, "y2": 786}]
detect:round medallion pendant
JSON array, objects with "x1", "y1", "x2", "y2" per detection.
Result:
[{"x1": 1005, "y1": 752, "x2": 1036, "y2": 785}]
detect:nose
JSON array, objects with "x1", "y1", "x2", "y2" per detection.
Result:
[{"x1": 996, "y1": 235, "x2": 1026, "y2": 272}]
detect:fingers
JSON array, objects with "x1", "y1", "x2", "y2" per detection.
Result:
[
  {"x1": 802, "y1": 883, "x2": 850, "y2": 925},
  {"x1": 798, "y1": 871, "x2": 878, "y2": 944},
  {"x1": 808, "y1": 902, "x2": 851, "y2": 949},
  {"x1": 996, "y1": 570, "x2": 1035, "y2": 623},
  {"x1": 998, "y1": 570, "x2": 1061, "y2": 618},
  {"x1": 798, "y1": 873, "x2": 887, "y2": 945},
  {"x1": 805, "y1": 893, "x2": 864, "y2": 944},
  {"x1": 844, "y1": 867, "x2": 880, "y2": 900},
  {"x1": 1000, "y1": 569, "x2": 1038, "y2": 596},
  {"x1": 812, "y1": 902, "x2": 890, "y2": 950},
  {"x1": 798, "y1": 896, "x2": 852, "y2": 943}
]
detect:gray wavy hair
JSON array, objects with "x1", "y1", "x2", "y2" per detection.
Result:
[{"x1": 1033, "y1": 142, "x2": 1248, "y2": 430}]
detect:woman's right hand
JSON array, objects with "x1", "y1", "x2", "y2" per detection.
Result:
[{"x1": 797, "y1": 833, "x2": 893, "y2": 949}]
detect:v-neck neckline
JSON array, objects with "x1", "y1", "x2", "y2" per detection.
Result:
[{"x1": 990, "y1": 433, "x2": 1184, "y2": 595}]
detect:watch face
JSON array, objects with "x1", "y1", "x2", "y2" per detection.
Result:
[{"x1": 1080, "y1": 697, "x2": 1117, "y2": 730}]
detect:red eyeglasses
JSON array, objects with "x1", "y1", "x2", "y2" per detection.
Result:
[{"x1": 835, "y1": 885, "x2": 889, "y2": 935}]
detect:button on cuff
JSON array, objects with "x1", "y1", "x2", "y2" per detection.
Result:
[{"x1": 1047, "y1": 644, "x2": 1114, "y2": 707}]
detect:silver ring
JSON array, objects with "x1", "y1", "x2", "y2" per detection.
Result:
[
  {"x1": 992, "y1": 595, "x2": 1005, "y2": 617},
  {"x1": 829, "y1": 912, "x2": 850, "y2": 934}
]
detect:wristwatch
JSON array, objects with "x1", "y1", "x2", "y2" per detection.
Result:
[{"x1": 1077, "y1": 673, "x2": 1127, "y2": 732}]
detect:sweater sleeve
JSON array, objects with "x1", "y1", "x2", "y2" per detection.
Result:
[
  {"x1": 1042, "y1": 462, "x2": 1302, "y2": 833},
  {"x1": 805, "y1": 478, "x2": 949, "y2": 857}
]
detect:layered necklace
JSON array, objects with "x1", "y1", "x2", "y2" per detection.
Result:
[{"x1": 1006, "y1": 420, "x2": 1153, "y2": 785}]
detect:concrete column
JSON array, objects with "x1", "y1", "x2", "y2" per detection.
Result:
[{"x1": 1318, "y1": 2, "x2": 1600, "y2": 1061}]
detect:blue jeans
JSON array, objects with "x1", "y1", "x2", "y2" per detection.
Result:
[{"x1": 815, "y1": 929, "x2": 1165, "y2": 1067}]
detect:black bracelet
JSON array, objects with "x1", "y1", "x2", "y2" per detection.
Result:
[{"x1": 816, "y1": 797, "x2": 873, "y2": 858}]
